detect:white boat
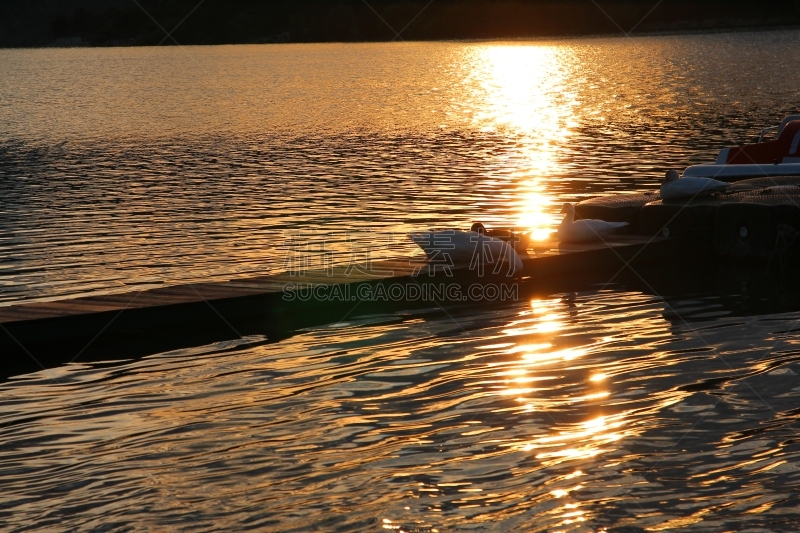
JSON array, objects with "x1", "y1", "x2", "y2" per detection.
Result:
[{"x1": 682, "y1": 115, "x2": 800, "y2": 180}]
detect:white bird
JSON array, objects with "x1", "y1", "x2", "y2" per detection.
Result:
[
  {"x1": 660, "y1": 169, "x2": 729, "y2": 200},
  {"x1": 409, "y1": 229, "x2": 523, "y2": 273},
  {"x1": 557, "y1": 203, "x2": 628, "y2": 243}
]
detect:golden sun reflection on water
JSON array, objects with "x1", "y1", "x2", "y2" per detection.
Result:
[
  {"x1": 466, "y1": 44, "x2": 579, "y2": 240},
  {"x1": 498, "y1": 299, "x2": 635, "y2": 463},
  {"x1": 480, "y1": 295, "x2": 696, "y2": 528}
]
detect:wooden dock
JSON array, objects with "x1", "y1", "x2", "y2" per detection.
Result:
[{"x1": 0, "y1": 236, "x2": 675, "y2": 378}]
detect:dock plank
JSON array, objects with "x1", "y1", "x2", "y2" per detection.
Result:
[
  {"x1": 0, "y1": 235, "x2": 684, "y2": 378},
  {"x1": 0, "y1": 236, "x2": 672, "y2": 326}
]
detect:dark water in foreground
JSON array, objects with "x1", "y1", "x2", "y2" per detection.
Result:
[{"x1": 2, "y1": 31, "x2": 800, "y2": 531}]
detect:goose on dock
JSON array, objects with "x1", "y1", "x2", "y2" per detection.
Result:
[
  {"x1": 409, "y1": 228, "x2": 523, "y2": 273},
  {"x1": 557, "y1": 203, "x2": 628, "y2": 243},
  {"x1": 660, "y1": 169, "x2": 729, "y2": 200}
]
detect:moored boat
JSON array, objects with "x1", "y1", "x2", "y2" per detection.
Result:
[
  {"x1": 683, "y1": 115, "x2": 800, "y2": 180},
  {"x1": 575, "y1": 115, "x2": 800, "y2": 261}
]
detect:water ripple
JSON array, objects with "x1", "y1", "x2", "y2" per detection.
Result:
[{"x1": 0, "y1": 290, "x2": 799, "y2": 530}]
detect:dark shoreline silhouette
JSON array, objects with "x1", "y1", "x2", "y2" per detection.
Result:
[{"x1": 2, "y1": 0, "x2": 800, "y2": 48}]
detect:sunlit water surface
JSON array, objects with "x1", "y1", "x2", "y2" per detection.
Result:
[{"x1": 2, "y1": 31, "x2": 800, "y2": 531}]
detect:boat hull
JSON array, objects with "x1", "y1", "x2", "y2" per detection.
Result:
[{"x1": 683, "y1": 163, "x2": 800, "y2": 181}]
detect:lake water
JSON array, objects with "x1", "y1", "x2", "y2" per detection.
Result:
[{"x1": 2, "y1": 30, "x2": 800, "y2": 531}]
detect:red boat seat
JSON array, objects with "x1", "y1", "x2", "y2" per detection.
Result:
[{"x1": 724, "y1": 120, "x2": 800, "y2": 164}]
